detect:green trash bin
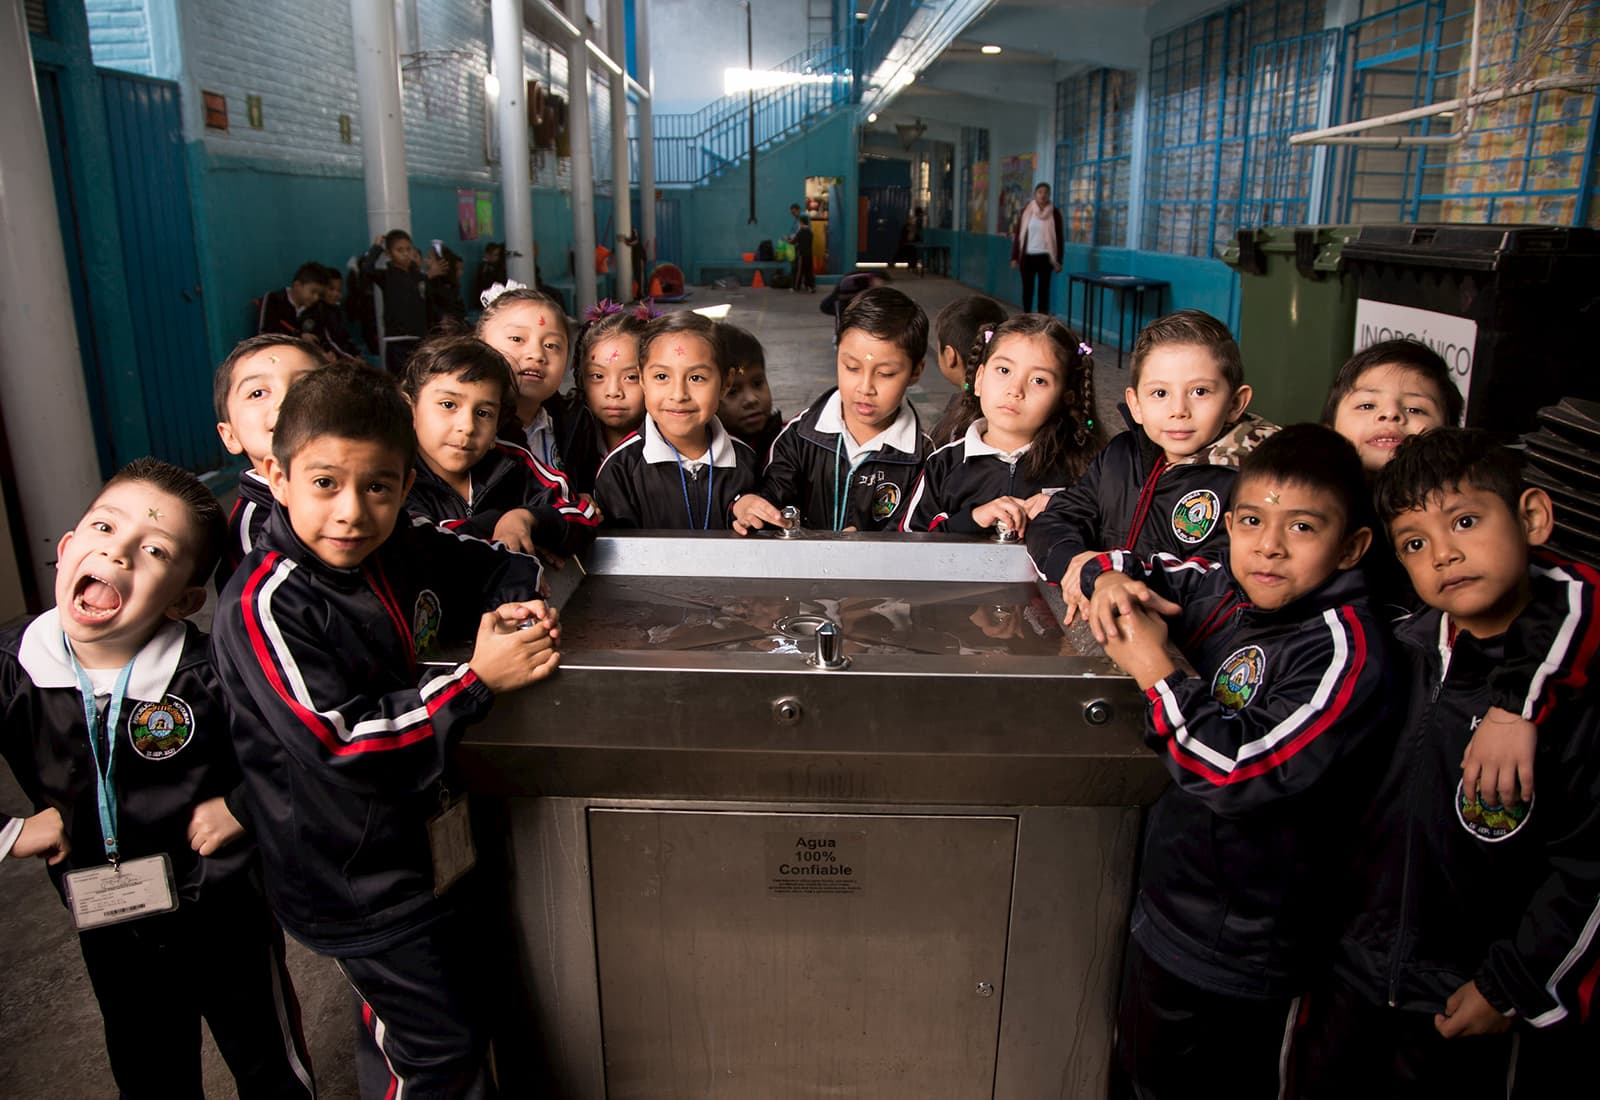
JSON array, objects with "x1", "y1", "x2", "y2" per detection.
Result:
[{"x1": 1221, "y1": 226, "x2": 1359, "y2": 426}]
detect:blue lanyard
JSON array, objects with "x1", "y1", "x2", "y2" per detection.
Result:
[
  {"x1": 831, "y1": 435, "x2": 871, "y2": 531},
  {"x1": 666, "y1": 440, "x2": 715, "y2": 529},
  {"x1": 64, "y1": 636, "x2": 135, "y2": 866}
]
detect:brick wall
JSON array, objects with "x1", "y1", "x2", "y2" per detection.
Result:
[
  {"x1": 84, "y1": 0, "x2": 155, "y2": 76},
  {"x1": 178, "y1": 0, "x2": 584, "y2": 185}
]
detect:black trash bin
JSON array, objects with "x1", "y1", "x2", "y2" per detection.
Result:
[{"x1": 1340, "y1": 225, "x2": 1600, "y2": 436}]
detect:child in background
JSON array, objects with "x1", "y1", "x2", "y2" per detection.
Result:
[
  {"x1": 402, "y1": 335, "x2": 598, "y2": 559},
  {"x1": 717, "y1": 323, "x2": 783, "y2": 458},
  {"x1": 791, "y1": 217, "x2": 816, "y2": 293},
  {"x1": 577, "y1": 310, "x2": 647, "y2": 454},
  {"x1": 1295, "y1": 429, "x2": 1600, "y2": 1098},
  {"x1": 311, "y1": 263, "x2": 360, "y2": 358},
  {"x1": 211, "y1": 363, "x2": 556, "y2": 1097},
  {"x1": 928, "y1": 295, "x2": 1009, "y2": 444},
  {"x1": 593, "y1": 313, "x2": 759, "y2": 529},
  {"x1": 257, "y1": 262, "x2": 331, "y2": 340},
  {"x1": 2, "y1": 458, "x2": 313, "y2": 1098},
  {"x1": 1082, "y1": 425, "x2": 1393, "y2": 1100},
  {"x1": 1026, "y1": 309, "x2": 1276, "y2": 618},
  {"x1": 903, "y1": 315, "x2": 1100, "y2": 535},
  {"x1": 477, "y1": 283, "x2": 604, "y2": 492},
  {"x1": 213, "y1": 333, "x2": 329, "y2": 586},
  {"x1": 361, "y1": 229, "x2": 429, "y2": 375},
  {"x1": 426, "y1": 245, "x2": 467, "y2": 330},
  {"x1": 733, "y1": 286, "x2": 932, "y2": 533}
]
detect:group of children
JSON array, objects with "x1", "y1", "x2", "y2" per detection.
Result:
[{"x1": 2, "y1": 259, "x2": 1597, "y2": 1099}]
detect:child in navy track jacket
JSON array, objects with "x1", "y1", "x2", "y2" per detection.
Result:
[
  {"x1": 2, "y1": 458, "x2": 312, "y2": 1098},
  {"x1": 903, "y1": 314, "x2": 1100, "y2": 535},
  {"x1": 1293, "y1": 429, "x2": 1600, "y2": 1098},
  {"x1": 210, "y1": 363, "x2": 558, "y2": 1098},
  {"x1": 733, "y1": 287, "x2": 932, "y2": 534},
  {"x1": 594, "y1": 312, "x2": 759, "y2": 529},
  {"x1": 211, "y1": 334, "x2": 328, "y2": 589},
  {"x1": 1081, "y1": 426, "x2": 1395, "y2": 1100},
  {"x1": 1027, "y1": 309, "x2": 1277, "y2": 614},
  {"x1": 400, "y1": 335, "x2": 599, "y2": 557}
]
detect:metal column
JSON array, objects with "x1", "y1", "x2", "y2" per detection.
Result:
[
  {"x1": 633, "y1": 0, "x2": 657, "y2": 282},
  {"x1": 566, "y1": 0, "x2": 598, "y2": 315},
  {"x1": 349, "y1": 0, "x2": 411, "y2": 238},
  {"x1": 0, "y1": 0, "x2": 105, "y2": 602},
  {"x1": 493, "y1": 0, "x2": 536, "y2": 286},
  {"x1": 606, "y1": 0, "x2": 633, "y2": 301}
]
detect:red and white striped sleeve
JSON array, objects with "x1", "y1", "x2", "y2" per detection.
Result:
[
  {"x1": 217, "y1": 553, "x2": 493, "y2": 794},
  {"x1": 1143, "y1": 604, "x2": 1389, "y2": 817}
]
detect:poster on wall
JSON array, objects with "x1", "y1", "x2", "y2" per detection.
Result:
[
  {"x1": 968, "y1": 162, "x2": 989, "y2": 234},
  {"x1": 1353, "y1": 298, "x2": 1476, "y2": 418},
  {"x1": 998, "y1": 154, "x2": 1036, "y2": 236},
  {"x1": 457, "y1": 190, "x2": 479, "y2": 241},
  {"x1": 475, "y1": 191, "x2": 496, "y2": 238}
]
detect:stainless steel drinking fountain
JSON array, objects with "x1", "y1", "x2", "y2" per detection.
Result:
[{"x1": 457, "y1": 532, "x2": 1164, "y2": 1099}]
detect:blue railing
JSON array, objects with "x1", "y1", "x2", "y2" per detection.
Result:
[{"x1": 632, "y1": 33, "x2": 856, "y2": 185}]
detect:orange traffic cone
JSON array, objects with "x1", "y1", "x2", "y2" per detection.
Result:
[
  {"x1": 751, "y1": 269, "x2": 766, "y2": 289},
  {"x1": 649, "y1": 276, "x2": 664, "y2": 297}
]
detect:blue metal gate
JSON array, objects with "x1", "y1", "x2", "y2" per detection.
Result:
[{"x1": 99, "y1": 70, "x2": 219, "y2": 472}]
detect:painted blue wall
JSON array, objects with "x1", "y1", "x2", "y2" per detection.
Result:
[
  {"x1": 677, "y1": 109, "x2": 858, "y2": 280},
  {"x1": 926, "y1": 227, "x2": 1241, "y2": 342},
  {"x1": 185, "y1": 148, "x2": 582, "y2": 365}
]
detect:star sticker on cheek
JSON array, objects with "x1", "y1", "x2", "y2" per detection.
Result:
[{"x1": 147, "y1": 508, "x2": 163, "y2": 520}]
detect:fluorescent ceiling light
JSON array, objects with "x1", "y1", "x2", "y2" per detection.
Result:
[
  {"x1": 981, "y1": 45, "x2": 1002, "y2": 55},
  {"x1": 867, "y1": 112, "x2": 878, "y2": 122},
  {"x1": 691, "y1": 303, "x2": 732, "y2": 319}
]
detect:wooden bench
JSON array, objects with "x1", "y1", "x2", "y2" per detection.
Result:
[{"x1": 692, "y1": 259, "x2": 792, "y2": 286}]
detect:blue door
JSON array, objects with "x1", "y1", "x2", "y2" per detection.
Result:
[
  {"x1": 99, "y1": 71, "x2": 219, "y2": 472},
  {"x1": 36, "y1": 66, "x2": 115, "y2": 475}
]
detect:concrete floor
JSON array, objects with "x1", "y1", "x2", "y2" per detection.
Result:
[{"x1": 0, "y1": 274, "x2": 1129, "y2": 1098}]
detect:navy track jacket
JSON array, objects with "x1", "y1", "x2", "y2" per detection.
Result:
[
  {"x1": 1334, "y1": 554, "x2": 1600, "y2": 1026},
  {"x1": 210, "y1": 506, "x2": 542, "y2": 954},
  {"x1": 759, "y1": 388, "x2": 931, "y2": 532},
  {"x1": 1, "y1": 615, "x2": 254, "y2": 903},
  {"x1": 899, "y1": 420, "x2": 1074, "y2": 534},
  {"x1": 406, "y1": 440, "x2": 599, "y2": 557},
  {"x1": 1083, "y1": 550, "x2": 1395, "y2": 998},
  {"x1": 1026, "y1": 411, "x2": 1277, "y2": 586}
]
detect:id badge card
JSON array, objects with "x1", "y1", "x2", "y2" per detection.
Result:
[
  {"x1": 428, "y1": 796, "x2": 477, "y2": 897},
  {"x1": 64, "y1": 854, "x2": 178, "y2": 931}
]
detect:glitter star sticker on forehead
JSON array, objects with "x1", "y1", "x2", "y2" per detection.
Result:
[
  {"x1": 1264, "y1": 491, "x2": 1281, "y2": 505},
  {"x1": 608, "y1": 349, "x2": 620, "y2": 362},
  {"x1": 536, "y1": 315, "x2": 545, "y2": 327},
  {"x1": 673, "y1": 344, "x2": 685, "y2": 356},
  {"x1": 147, "y1": 507, "x2": 163, "y2": 520}
]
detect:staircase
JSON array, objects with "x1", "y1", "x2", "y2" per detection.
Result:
[
  {"x1": 632, "y1": 32, "x2": 857, "y2": 187},
  {"x1": 632, "y1": 0, "x2": 996, "y2": 187}
]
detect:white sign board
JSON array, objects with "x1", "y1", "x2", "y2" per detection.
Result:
[{"x1": 1353, "y1": 299, "x2": 1476, "y2": 420}]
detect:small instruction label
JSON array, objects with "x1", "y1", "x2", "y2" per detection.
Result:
[{"x1": 766, "y1": 830, "x2": 866, "y2": 896}]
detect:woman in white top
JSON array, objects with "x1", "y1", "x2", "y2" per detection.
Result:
[{"x1": 1009, "y1": 183, "x2": 1065, "y2": 314}]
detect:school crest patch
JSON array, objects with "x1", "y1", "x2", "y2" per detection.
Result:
[
  {"x1": 413, "y1": 589, "x2": 443, "y2": 659},
  {"x1": 1455, "y1": 780, "x2": 1533, "y2": 842},
  {"x1": 872, "y1": 482, "x2": 902, "y2": 521},
  {"x1": 1172, "y1": 489, "x2": 1221, "y2": 545},
  {"x1": 1211, "y1": 645, "x2": 1266, "y2": 713},
  {"x1": 126, "y1": 697, "x2": 195, "y2": 760}
]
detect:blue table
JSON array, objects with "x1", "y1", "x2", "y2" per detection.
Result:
[{"x1": 1068, "y1": 273, "x2": 1171, "y2": 369}]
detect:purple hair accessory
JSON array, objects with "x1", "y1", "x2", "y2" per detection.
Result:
[
  {"x1": 584, "y1": 298, "x2": 625, "y2": 322},
  {"x1": 632, "y1": 298, "x2": 663, "y2": 321},
  {"x1": 1078, "y1": 342, "x2": 1093, "y2": 357},
  {"x1": 983, "y1": 329, "x2": 995, "y2": 343}
]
